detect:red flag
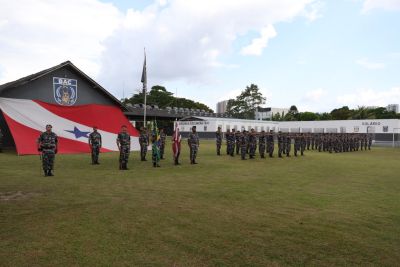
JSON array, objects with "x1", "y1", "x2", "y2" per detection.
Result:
[
  {"x1": 0, "y1": 97, "x2": 139, "y2": 155},
  {"x1": 172, "y1": 121, "x2": 181, "y2": 158}
]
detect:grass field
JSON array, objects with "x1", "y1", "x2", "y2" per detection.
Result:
[{"x1": 1, "y1": 141, "x2": 400, "y2": 267}]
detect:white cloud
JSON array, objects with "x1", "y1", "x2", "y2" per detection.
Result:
[
  {"x1": 302, "y1": 1, "x2": 324, "y2": 21},
  {"x1": 362, "y1": 0, "x2": 400, "y2": 13},
  {"x1": 304, "y1": 88, "x2": 327, "y2": 102},
  {"x1": 336, "y1": 87, "x2": 400, "y2": 107},
  {"x1": 240, "y1": 25, "x2": 277, "y2": 56},
  {"x1": 0, "y1": 0, "x2": 121, "y2": 84},
  {"x1": 0, "y1": 0, "x2": 319, "y2": 99},
  {"x1": 356, "y1": 58, "x2": 385, "y2": 69},
  {"x1": 97, "y1": 0, "x2": 319, "y2": 97}
]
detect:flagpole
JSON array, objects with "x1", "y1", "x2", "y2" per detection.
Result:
[{"x1": 141, "y1": 48, "x2": 147, "y2": 127}]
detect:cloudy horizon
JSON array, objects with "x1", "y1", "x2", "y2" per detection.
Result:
[{"x1": 1, "y1": 0, "x2": 399, "y2": 112}]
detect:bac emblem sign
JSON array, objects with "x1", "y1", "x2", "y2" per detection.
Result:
[{"x1": 53, "y1": 77, "x2": 78, "y2": 106}]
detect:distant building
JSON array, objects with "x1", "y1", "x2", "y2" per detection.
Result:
[
  {"x1": 387, "y1": 104, "x2": 399, "y2": 113},
  {"x1": 365, "y1": 106, "x2": 380, "y2": 110},
  {"x1": 255, "y1": 107, "x2": 290, "y2": 120},
  {"x1": 216, "y1": 100, "x2": 229, "y2": 114}
]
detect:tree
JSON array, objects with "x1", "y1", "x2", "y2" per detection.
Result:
[
  {"x1": 122, "y1": 85, "x2": 213, "y2": 112},
  {"x1": 330, "y1": 106, "x2": 352, "y2": 120},
  {"x1": 272, "y1": 112, "x2": 281, "y2": 121},
  {"x1": 289, "y1": 105, "x2": 298, "y2": 114},
  {"x1": 299, "y1": 112, "x2": 318, "y2": 121},
  {"x1": 226, "y1": 84, "x2": 266, "y2": 119}
]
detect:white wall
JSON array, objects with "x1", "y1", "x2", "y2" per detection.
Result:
[{"x1": 178, "y1": 118, "x2": 400, "y2": 134}]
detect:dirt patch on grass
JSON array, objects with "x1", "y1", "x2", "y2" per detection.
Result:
[{"x1": 0, "y1": 191, "x2": 41, "y2": 201}]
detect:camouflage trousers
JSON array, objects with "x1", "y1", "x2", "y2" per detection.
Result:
[
  {"x1": 241, "y1": 145, "x2": 247, "y2": 160},
  {"x1": 235, "y1": 142, "x2": 240, "y2": 155},
  {"x1": 227, "y1": 142, "x2": 234, "y2": 156},
  {"x1": 286, "y1": 143, "x2": 291, "y2": 156},
  {"x1": 216, "y1": 141, "x2": 221, "y2": 155},
  {"x1": 190, "y1": 144, "x2": 198, "y2": 163},
  {"x1": 119, "y1": 146, "x2": 130, "y2": 169},
  {"x1": 301, "y1": 143, "x2": 306, "y2": 155},
  {"x1": 152, "y1": 144, "x2": 160, "y2": 166},
  {"x1": 42, "y1": 149, "x2": 55, "y2": 171},
  {"x1": 249, "y1": 144, "x2": 256, "y2": 158},
  {"x1": 267, "y1": 142, "x2": 274, "y2": 157},
  {"x1": 294, "y1": 143, "x2": 300, "y2": 156},
  {"x1": 91, "y1": 144, "x2": 100, "y2": 164},
  {"x1": 259, "y1": 144, "x2": 266, "y2": 157},
  {"x1": 140, "y1": 144, "x2": 147, "y2": 160},
  {"x1": 159, "y1": 144, "x2": 165, "y2": 159},
  {"x1": 278, "y1": 143, "x2": 284, "y2": 157}
]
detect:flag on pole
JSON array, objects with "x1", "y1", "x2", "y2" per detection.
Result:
[
  {"x1": 141, "y1": 51, "x2": 147, "y2": 94},
  {"x1": 172, "y1": 120, "x2": 181, "y2": 159}
]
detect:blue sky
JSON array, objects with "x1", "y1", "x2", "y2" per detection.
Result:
[{"x1": 1, "y1": 0, "x2": 400, "y2": 112}]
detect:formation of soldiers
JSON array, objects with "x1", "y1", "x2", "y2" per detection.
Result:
[
  {"x1": 32, "y1": 124, "x2": 373, "y2": 176},
  {"x1": 217, "y1": 128, "x2": 373, "y2": 160},
  {"x1": 35, "y1": 124, "x2": 199, "y2": 176}
]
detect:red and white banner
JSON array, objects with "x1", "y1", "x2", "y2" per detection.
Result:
[{"x1": 0, "y1": 97, "x2": 139, "y2": 155}]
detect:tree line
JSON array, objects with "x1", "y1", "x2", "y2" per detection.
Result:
[{"x1": 225, "y1": 84, "x2": 400, "y2": 121}]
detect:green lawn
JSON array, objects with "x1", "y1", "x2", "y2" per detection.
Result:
[{"x1": 1, "y1": 142, "x2": 400, "y2": 267}]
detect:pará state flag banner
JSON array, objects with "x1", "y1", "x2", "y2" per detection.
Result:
[{"x1": 0, "y1": 97, "x2": 139, "y2": 155}]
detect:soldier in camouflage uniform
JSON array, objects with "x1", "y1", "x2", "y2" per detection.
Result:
[
  {"x1": 139, "y1": 127, "x2": 148, "y2": 161},
  {"x1": 159, "y1": 128, "x2": 166, "y2": 159},
  {"x1": 294, "y1": 134, "x2": 300, "y2": 157},
  {"x1": 37, "y1": 124, "x2": 58, "y2": 176},
  {"x1": 216, "y1": 126, "x2": 222, "y2": 155},
  {"x1": 151, "y1": 132, "x2": 161, "y2": 167},
  {"x1": 277, "y1": 131, "x2": 284, "y2": 158},
  {"x1": 117, "y1": 125, "x2": 131, "y2": 170},
  {"x1": 368, "y1": 134, "x2": 372, "y2": 150},
  {"x1": 300, "y1": 133, "x2": 306, "y2": 156},
  {"x1": 188, "y1": 126, "x2": 200, "y2": 164},
  {"x1": 235, "y1": 130, "x2": 241, "y2": 155},
  {"x1": 88, "y1": 126, "x2": 102, "y2": 164},
  {"x1": 258, "y1": 130, "x2": 266, "y2": 158},
  {"x1": 285, "y1": 133, "x2": 292, "y2": 157},
  {"x1": 240, "y1": 130, "x2": 248, "y2": 160},
  {"x1": 267, "y1": 130, "x2": 275, "y2": 157},
  {"x1": 248, "y1": 128, "x2": 257, "y2": 159},
  {"x1": 226, "y1": 129, "x2": 234, "y2": 157}
]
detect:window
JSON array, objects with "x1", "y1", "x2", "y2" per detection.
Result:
[
  {"x1": 234, "y1": 125, "x2": 238, "y2": 130},
  {"x1": 383, "y1": 126, "x2": 388, "y2": 132},
  {"x1": 248, "y1": 126, "x2": 251, "y2": 131},
  {"x1": 255, "y1": 126, "x2": 259, "y2": 132},
  {"x1": 261, "y1": 126, "x2": 264, "y2": 131},
  {"x1": 204, "y1": 126, "x2": 207, "y2": 132},
  {"x1": 340, "y1": 127, "x2": 346, "y2": 133},
  {"x1": 354, "y1": 126, "x2": 359, "y2": 133},
  {"x1": 226, "y1": 125, "x2": 230, "y2": 131}
]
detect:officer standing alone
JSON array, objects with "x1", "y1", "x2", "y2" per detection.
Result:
[
  {"x1": 88, "y1": 126, "x2": 102, "y2": 164},
  {"x1": 37, "y1": 124, "x2": 58, "y2": 176}
]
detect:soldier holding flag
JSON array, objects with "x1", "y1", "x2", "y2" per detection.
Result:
[{"x1": 172, "y1": 121, "x2": 182, "y2": 165}]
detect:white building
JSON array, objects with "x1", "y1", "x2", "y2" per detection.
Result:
[
  {"x1": 216, "y1": 100, "x2": 229, "y2": 114},
  {"x1": 255, "y1": 107, "x2": 290, "y2": 120},
  {"x1": 387, "y1": 104, "x2": 399, "y2": 113}
]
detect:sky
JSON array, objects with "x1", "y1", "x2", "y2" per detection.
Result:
[{"x1": 0, "y1": 0, "x2": 400, "y2": 112}]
